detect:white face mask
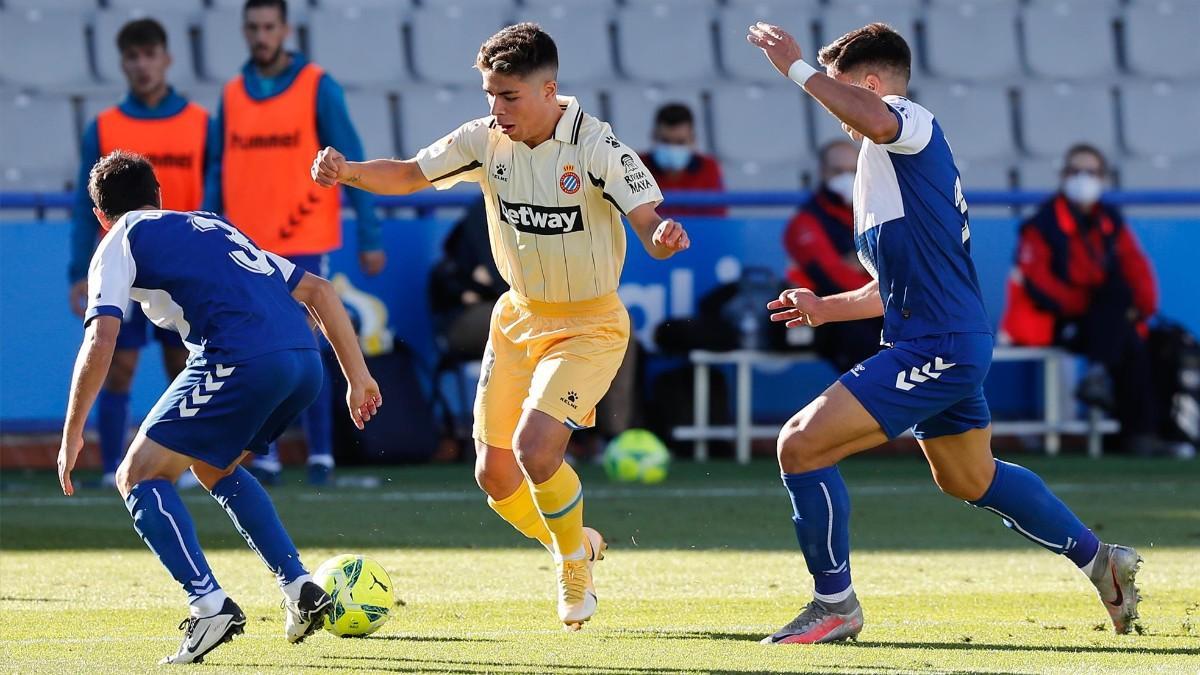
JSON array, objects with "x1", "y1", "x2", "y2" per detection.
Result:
[
  {"x1": 1063, "y1": 173, "x2": 1103, "y2": 208},
  {"x1": 826, "y1": 171, "x2": 855, "y2": 204}
]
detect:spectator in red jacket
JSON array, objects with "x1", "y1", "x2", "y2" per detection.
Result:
[
  {"x1": 1001, "y1": 144, "x2": 1161, "y2": 453},
  {"x1": 783, "y1": 140, "x2": 882, "y2": 370},
  {"x1": 639, "y1": 103, "x2": 726, "y2": 217}
]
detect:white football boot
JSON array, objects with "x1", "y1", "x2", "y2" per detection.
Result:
[
  {"x1": 557, "y1": 527, "x2": 607, "y2": 631},
  {"x1": 284, "y1": 581, "x2": 334, "y2": 643},
  {"x1": 160, "y1": 597, "x2": 246, "y2": 665},
  {"x1": 1090, "y1": 543, "x2": 1143, "y2": 634}
]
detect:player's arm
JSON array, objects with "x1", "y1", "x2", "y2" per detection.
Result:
[
  {"x1": 58, "y1": 315, "x2": 120, "y2": 496},
  {"x1": 312, "y1": 147, "x2": 432, "y2": 196},
  {"x1": 627, "y1": 203, "x2": 690, "y2": 260},
  {"x1": 748, "y1": 23, "x2": 898, "y2": 144},
  {"x1": 767, "y1": 280, "x2": 883, "y2": 328},
  {"x1": 289, "y1": 271, "x2": 382, "y2": 429}
]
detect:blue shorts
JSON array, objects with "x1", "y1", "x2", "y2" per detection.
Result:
[
  {"x1": 839, "y1": 332, "x2": 993, "y2": 440},
  {"x1": 115, "y1": 303, "x2": 184, "y2": 351},
  {"x1": 141, "y1": 349, "x2": 323, "y2": 468}
]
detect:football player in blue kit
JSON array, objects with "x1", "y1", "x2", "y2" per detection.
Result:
[
  {"x1": 56, "y1": 150, "x2": 383, "y2": 664},
  {"x1": 747, "y1": 22, "x2": 1142, "y2": 643}
]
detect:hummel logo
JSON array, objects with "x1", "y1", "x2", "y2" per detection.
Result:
[
  {"x1": 895, "y1": 357, "x2": 955, "y2": 391},
  {"x1": 369, "y1": 573, "x2": 389, "y2": 593},
  {"x1": 850, "y1": 363, "x2": 866, "y2": 377},
  {"x1": 179, "y1": 365, "x2": 236, "y2": 417}
]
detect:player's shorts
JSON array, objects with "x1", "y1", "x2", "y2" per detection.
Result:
[
  {"x1": 114, "y1": 303, "x2": 184, "y2": 351},
  {"x1": 474, "y1": 291, "x2": 630, "y2": 449},
  {"x1": 141, "y1": 348, "x2": 323, "y2": 468},
  {"x1": 838, "y1": 331, "x2": 993, "y2": 440}
]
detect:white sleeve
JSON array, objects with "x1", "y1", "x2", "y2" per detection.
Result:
[
  {"x1": 84, "y1": 222, "x2": 136, "y2": 325},
  {"x1": 880, "y1": 95, "x2": 934, "y2": 155},
  {"x1": 264, "y1": 250, "x2": 303, "y2": 290},
  {"x1": 414, "y1": 117, "x2": 489, "y2": 190}
]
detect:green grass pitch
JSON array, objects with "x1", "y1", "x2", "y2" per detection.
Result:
[{"x1": 2, "y1": 456, "x2": 1197, "y2": 673}]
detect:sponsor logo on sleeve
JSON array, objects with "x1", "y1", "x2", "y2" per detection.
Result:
[
  {"x1": 620, "y1": 154, "x2": 653, "y2": 194},
  {"x1": 497, "y1": 197, "x2": 584, "y2": 235}
]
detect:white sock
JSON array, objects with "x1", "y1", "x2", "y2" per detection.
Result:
[
  {"x1": 281, "y1": 574, "x2": 314, "y2": 603},
  {"x1": 560, "y1": 544, "x2": 586, "y2": 562},
  {"x1": 814, "y1": 584, "x2": 855, "y2": 606},
  {"x1": 190, "y1": 589, "x2": 228, "y2": 618}
]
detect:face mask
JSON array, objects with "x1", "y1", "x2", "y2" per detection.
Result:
[
  {"x1": 652, "y1": 143, "x2": 693, "y2": 172},
  {"x1": 1062, "y1": 173, "x2": 1103, "y2": 208},
  {"x1": 826, "y1": 171, "x2": 855, "y2": 204}
]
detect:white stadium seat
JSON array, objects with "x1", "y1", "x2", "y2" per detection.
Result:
[
  {"x1": 721, "y1": 159, "x2": 806, "y2": 191},
  {"x1": 79, "y1": 88, "x2": 128, "y2": 125},
  {"x1": 397, "y1": 87, "x2": 491, "y2": 157},
  {"x1": 717, "y1": 3, "x2": 818, "y2": 81},
  {"x1": 199, "y1": 9, "x2": 299, "y2": 82},
  {"x1": 1019, "y1": 82, "x2": 1117, "y2": 158},
  {"x1": 345, "y1": 90, "x2": 398, "y2": 160},
  {"x1": 1022, "y1": 1, "x2": 1117, "y2": 80},
  {"x1": 606, "y1": 85, "x2": 709, "y2": 153},
  {"x1": 3, "y1": 0, "x2": 96, "y2": 9},
  {"x1": 1119, "y1": 156, "x2": 1200, "y2": 190},
  {"x1": 0, "y1": 93, "x2": 78, "y2": 190},
  {"x1": 92, "y1": 10, "x2": 198, "y2": 87},
  {"x1": 1016, "y1": 157, "x2": 1065, "y2": 190},
  {"x1": 918, "y1": 83, "x2": 1014, "y2": 161},
  {"x1": 106, "y1": 0, "x2": 202, "y2": 9},
  {"x1": 308, "y1": 7, "x2": 408, "y2": 87},
  {"x1": 1124, "y1": 1, "x2": 1200, "y2": 80},
  {"x1": 955, "y1": 158, "x2": 1014, "y2": 190},
  {"x1": 0, "y1": 8, "x2": 92, "y2": 88},
  {"x1": 1119, "y1": 81, "x2": 1200, "y2": 158},
  {"x1": 177, "y1": 83, "x2": 222, "y2": 116},
  {"x1": 518, "y1": 4, "x2": 616, "y2": 86},
  {"x1": 408, "y1": 4, "x2": 513, "y2": 85},
  {"x1": 615, "y1": 2, "x2": 717, "y2": 83},
  {"x1": 819, "y1": 3, "x2": 918, "y2": 48},
  {"x1": 710, "y1": 85, "x2": 808, "y2": 163},
  {"x1": 925, "y1": 3, "x2": 1021, "y2": 80}
]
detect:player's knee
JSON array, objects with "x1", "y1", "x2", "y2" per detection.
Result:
[
  {"x1": 114, "y1": 460, "x2": 138, "y2": 499},
  {"x1": 512, "y1": 440, "x2": 558, "y2": 484},
  {"x1": 776, "y1": 423, "x2": 827, "y2": 473},
  {"x1": 933, "y1": 471, "x2": 991, "y2": 501}
]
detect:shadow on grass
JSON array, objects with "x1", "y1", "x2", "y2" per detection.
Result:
[
  {"x1": 364, "y1": 634, "x2": 499, "y2": 643},
  {"x1": 849, "y1": 639, "x2": 1200, "y2": 657},
  {"x1": 316, "y1": 654, "x2": 953, "y2": 674}
]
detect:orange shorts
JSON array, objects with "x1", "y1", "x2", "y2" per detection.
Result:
[{"x1": 473, "y1": 291, "x2": 630, "y2": 449}]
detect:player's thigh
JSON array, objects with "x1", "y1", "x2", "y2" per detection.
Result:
[
  {"x1": 116, "y1": 431, "x2": 197, "y2": 497},
  {"x1": 191, "y1": 451, "x2": 252, "y2": 491},
  {"x1": 474, "y1": 441, "x2": 525, "y2": 499},
  {"x1": 917, "y1": 393, "x2": 996, "y2": 501},
  {"x1": 777, "y1": 380, "x2": 887, "y2": 473}
]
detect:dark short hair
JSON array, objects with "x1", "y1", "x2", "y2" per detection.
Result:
[
  {"x1": 116, "y1": 18, "x2": 167, "y2": 53},
  {"x1": 654, "y1": 103, "x2": 695, "y2": 128},
  {"x1": 88, "y1": 150, "x2": 161, "y2": 220},
  {"x1": 1063, "y1": 143, "x2": 1109, "y2": 176},
  {"x1": 476, "y1": 22, "x2": 558, "y2": 78},
  {"x1": 817, "y1": 22, "x2": 911, "y2": 83},
  {"x1": 244, "y1": 0, "x2": 287, "y2": 23}
]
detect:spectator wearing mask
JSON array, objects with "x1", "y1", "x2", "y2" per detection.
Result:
[
  {"x1": 1001, "y1": 144, "x2": 1161, "y2": 454},
  {"x1": 782, "y1": 140, "x2": 881, "y2": 371},
  {"x1": 639, "y1": 103, "x2": 726, "y2": 217}
]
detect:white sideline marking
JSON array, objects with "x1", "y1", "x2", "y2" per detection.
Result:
[{"x1": 0, "y1": 481, "x2": 1188, "y2": 508}]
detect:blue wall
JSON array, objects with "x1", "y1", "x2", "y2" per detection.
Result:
[{"x1": 2, "y1": 214, "x2": 1197, "y2": 428}]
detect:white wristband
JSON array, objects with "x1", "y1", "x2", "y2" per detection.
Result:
[{"x1": 787, "y1": 59, "x2": 818, "y2": 87}]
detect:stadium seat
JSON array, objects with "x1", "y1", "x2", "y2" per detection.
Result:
[
  {"x1": 106, "y1": 0, "x2": 202, "y2": 9},
  {"x1": 711, "y1": 85, "x2": 808, "y2": 163},
  {"x1": 397, "y1": 87, "x2": 492, "y2": 157},
  {"x1": 92, "y1": 10, "x2": 198, "y2": 87},
  {"x1": 1124, "y1": 1, "x2": 1200, "y2": 80},
  {"x1": 177, "y1": 83, "x2": 222, "y2": 115},
  {"x1": 955, "y1": 158, "x2": 1014, "y2": 190},
  {"x1": 606, "y1": 85, "x2": 709, "y2": 153},
  {"x1": 1019, "y1": 82, "x2": 1117, "y2": 158},
  {"x1": 517, "y1": 4, "x2": 616, "y2": 86},
  {"x1": 307, "y1": 7, "x2": 408, "y2": 87},
  {"x1": 925, "y1": 3, "x2": 1021, "y2": 80},
  {"x1": 199, "y1": 9, "x2": 300, "y2": 82},
  {"x1": 716, "y1": 3, "x2": 818, "y2": 82},
  {"x1": 408, "y1": 4, "x2": 513, "y2": 85},
  {"x1": 918, "y1": 83, "x2": 1014, "y2": 161},
  {"x1": 0, "y1": 93, "x2": 78, "y2": 190},
  {"x1": 523, "y1": 0, "x2": 614, "y2": 7},
  {"x1": 1118, "y1": 155, "x2": 1200, "y2": 190},
  {"x1": 79, "y1": 88, "x2": 128, "y2": 125},
  {"x1": 614, "y1": 3, "x2": 718, "y2": 83},
  {"x1": 722, "y1": 159, "x2": 806, "y2": 191},
  {"x1": 1015, "y1": 157, "x2": 1064, "y2": 190},
  {"x1": 2, "y1": 0, "x2": 96, "y2": 8},
  {"x1": 1119, "y1": 81, "x2": 1200, "y2": 158},
  {"x1": 0, "y1": 8, "x2": 92, "y2": 89},
  {"x1": 1022, "y1": 1, "x2": 1118, "y2": 80},
  {"x1": 345, "y1": 90, "x2": 398, "y2": 160},
  {"x1": 819, "y1": 2, "x2": 918, "y2": 47},
  {"x1": 810, "y1": 101, "x2": 854, "y2": 154}
]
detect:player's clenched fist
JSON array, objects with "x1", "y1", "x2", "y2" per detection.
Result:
[
  {"x1": 311, "y1": 146, "x2": 348, "y2": 187},
  {"x1": 767, "y1": 287, "x2": 826, "y2": 328},
  {"x1": 652, "y1": 219, "x2": 690, "y2": 254}
]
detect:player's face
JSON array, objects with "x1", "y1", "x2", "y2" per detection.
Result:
[
  {"x1": 482, "y1": 69, "x2": 557, "y2": 144},
  {"x1": 120, "y1": 43, "x2": 171, "y2": 100},
  {"x1": 243, "y1": 7, "x2": 289, "y2": 67}
]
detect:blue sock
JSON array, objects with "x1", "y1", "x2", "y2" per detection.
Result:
[
  {"x1": 97, "y1": 390, "x2": 130, "y2": 474},
  {"x1": 210, "y1": 467, "x2": 307, "y2": 585},
  {"x1": 782, "y1": 467, "x2": 853, "y2": 601},
  {"x1": 125, "y1": 479, "x2": 220, "y2": 602},
  {"x1": 302, "y1": 362, "x2": 333, "y2": 465},
  {"x1": 970, "y1": 460, "x2": 1100, "y2": 567}
]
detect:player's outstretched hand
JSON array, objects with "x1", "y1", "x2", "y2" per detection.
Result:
[
  {"x1": 652, "y1": 219, "x2": 690, "y2": 254},
  {"x1": 312, "y1": 146, "x2": 348, "y2": 188},
  {"x1": 347, "y1": 377, "x2": 383, "y2": 430},
  {"x1": 57, "y1": 434, "x2": 83, "y2": 496},
  {"x1": 747, "y1": 22, "x2": 804, "y2": 79},
  {"x1": 767, "y1": 287, "x2": 827, "y2": 328}
]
